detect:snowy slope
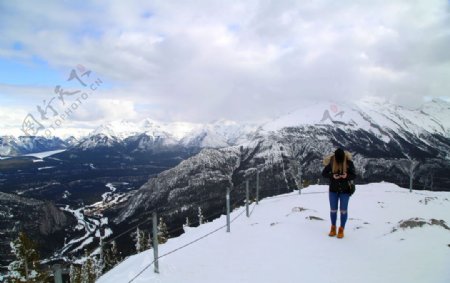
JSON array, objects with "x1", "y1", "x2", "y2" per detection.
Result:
[
  {"x1": 420, "y1": 98, "x2": 450, "y2": 136},
  {"x1": 98, "y1": 183, "x2": 450, "y2": 283},
  {"x1": 262, "y1": 100, "x2": 449, "y2": 139},
  {"x1": 76, "y1": 133, "x2": 121, "y2": 149},
  {"x1": 91, "y1": 120, "x2": 143, "y2": 140}
]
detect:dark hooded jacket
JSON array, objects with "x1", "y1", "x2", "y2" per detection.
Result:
[{"x1": 321, "y1": 151, "x2": 356, "y2": 194}]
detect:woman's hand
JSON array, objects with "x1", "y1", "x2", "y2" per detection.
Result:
[{"x1": 333, "y1": 173, "x2": 347, "y2": 179}]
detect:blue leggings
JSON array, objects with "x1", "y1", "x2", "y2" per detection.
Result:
[{"x1": 329, "y1": 192, "x2": 350, "y2": 228}]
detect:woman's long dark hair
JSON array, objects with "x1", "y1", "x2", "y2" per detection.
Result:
[{"x1": 332, "y1": 148, "x2": 348, "y2": 174}]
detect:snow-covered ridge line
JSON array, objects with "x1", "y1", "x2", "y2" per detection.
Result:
[
  {"x1": 1, "y1": 99, "x2": 449, "y2": 153},
  {"x1": 77, "y1": 118, "x2": 258, "y2": 150},
  {"x1": 72, "y1": 99, "x2": 450, "y2": 150},
  {"x1": 262, "y1": 99, "x2": 450, "y2": 138}
]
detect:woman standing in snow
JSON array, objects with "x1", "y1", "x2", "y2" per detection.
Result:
[{"x1": 322, "y1": 148, "x2": 356, "y2": 239}]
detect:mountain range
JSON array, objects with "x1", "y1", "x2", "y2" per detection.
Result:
[
  {"x1": 1, "y1": 98, "x2": 449, "y2": 157},
  {"x1": 0, "y1": 119, "x2": 259, "y2": 157}
]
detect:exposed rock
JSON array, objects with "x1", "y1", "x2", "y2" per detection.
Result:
[
  {"x1": 306, "y1": 216, "x2": 324, "y2": 221},
  {"x1": 39, "y1": 202, "x2": 72, "y2": 235},
  {"x1": 392, "y1": 218, "x2": 450, "y2": 233},
  {"x1": 292, "y1": 207, "x2": 309, "y2": 212},
  {"x1": 0, "y1": 192, "x2": 76, "y2": 267}
]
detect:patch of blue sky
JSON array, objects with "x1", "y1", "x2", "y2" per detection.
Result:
[
  {"x1": 13, "y1": 41, "x2": 24, "y2": 51},
  {"x1": 0, "y1": 56, "x2": 65, "y2": 87},
  {"x1": 227, "y1": 23, "x2": 240, "y2": 33},
  {"x1": 141, "y1": 11, "x2": 154, "y2": 19},
  {"x1": 72, "y1": 27, "x2": 104, "y2": 41},
  {"x1": 280, "y1": 40, "x2": 295, "y2": 50},
  {"x1": 0, "y1": 52, "x2": 115, "y2": 92}
]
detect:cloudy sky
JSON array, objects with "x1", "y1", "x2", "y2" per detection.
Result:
[{"x1": 0, "y1": 0, "x2": 449, "y2": 136}]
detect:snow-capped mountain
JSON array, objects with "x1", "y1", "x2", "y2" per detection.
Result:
[
  {"x1": 419, "y1": 98, "x2": 450, "y2": 136},
  {"x1": 74, "y1": 119, "x2": 259, "y2": 151},
  {"x1": 180, "y1": 120, "x2": 258, "y2": 148},
  {"x1": 63, "y1": 136, "x2": 79, "y2": 146},
  {"x1": 99, "y1": 183, "x2": 450, "y2": 283},
  {"x1": 0, "y1": 136, "x2": 71, "y2": 156},
  {"x1": 261, "y1": 99, "x2": 449, "y2": 139},
  {"x1": 76, "y1": 133, "x2": 122, "y2": 150}
]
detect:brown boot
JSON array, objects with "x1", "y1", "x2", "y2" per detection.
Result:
[
  {"x1": 337, "y1": 227, "x2": 344, "y2": 238},
  {"x1": 328, "y1": 225, "x2": 337, "y2": 237}
]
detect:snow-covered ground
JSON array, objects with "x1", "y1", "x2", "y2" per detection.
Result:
[
  {"x1": 24, "y1": 149, "x2": 66, "y2": 159},
  {"x1": 98, "y1": 183, "x2": 450, "y2": 283}
]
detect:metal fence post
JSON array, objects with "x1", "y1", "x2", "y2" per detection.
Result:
[
  {"x1": 152, "y1": 212, "x2": 159, "y2": 274},
  {"x1": 409, "y1": 159, "x2": 417, "y2": 193},
  {"x1": 226, "y1": 186, "x2": 230, "y2": 232},
  {"x1": 256, "y1": 170, "x2": 260, "y2": 205},
  {"x1": 409, "y1": 174, "x2": 413, "y2": 193},
  {"x1": 246, "y1": 180, "x2": 250, "y2": 217},
  {"x1": 99, "y1": 237, "x2": 104, "y2": 268},
  {"x1": 52, "y1": 264, "x2": 62, "y2": 283},
  {"x1": 298, "y1": 165, "x2": 303, "y2": 195}
]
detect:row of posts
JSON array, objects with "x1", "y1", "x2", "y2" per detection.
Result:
[
  {"x1": 226, "y1": 165, "x2": 303, "y2": 232},
  {"x1": 52, "y1": 165, "x2": 304, "y2": 281},
  {"x1": 151, "y1": 168, "x2": 270, "y2": 274}
]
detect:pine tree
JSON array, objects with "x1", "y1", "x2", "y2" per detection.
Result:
[
  {"x1": 80, "y1": 251, "x2": 96, "y2": 283},
  {"x1": 93, "y1": 253, "x2": 104, "y2": 279},
  {"x1": 198, "y1": 207, "x2": 204, "y2": 225},
  {"x1": 184, "y1": 217, "x2": 190, "y2": 227},
  {"x1": 69, "y1": 264, "x2": 82, "y2": 283},
  {"x1": 6, "y1": 231, "x2": 50, "y2": 283},
  {"x1": 104, "y1": 240, "x2": 121, "y2": 272},
  {"x1": 134, "y1": 227, "x2": 146, "y2": 253},
  {"x1": 96, "y1": 240, "x2": 105, "y2": 276},
  {"x1": 140, "y1": 230, "x2": 149, "y2": 252},
  {"x1": 147, "y1": 232, "x2": 153, "y2": 250},
  {"x1": 157, "y1": 217, "x2": 169, "y2": 244}
]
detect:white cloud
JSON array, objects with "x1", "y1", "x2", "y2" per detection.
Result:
[
  {"x1": 70, "y1": 99, "x2": 139, "y2": 122},
  {"x1": 0, "y1": 0, "x2": 449, "y2": 129},
  {"x1": 0, "y1": 106, "x2": 29, "y2": 136}
]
